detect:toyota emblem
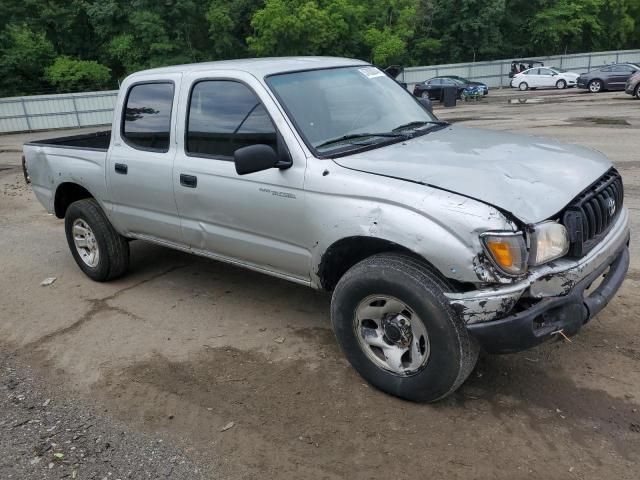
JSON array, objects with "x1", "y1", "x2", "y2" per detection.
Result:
[{"x1": 606, "y1": 197, "x2": 616, "y2": 216}]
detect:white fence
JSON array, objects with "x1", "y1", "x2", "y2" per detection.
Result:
[
  {"x1": 0, "y1": 90, "x2": 117, "y2": 134},
  {"x1": 401, "y1": 49, "x2": 640, "y2": 88},
  {"x1": 2, "y1": 48, "x2": 640, "y2": 134}
]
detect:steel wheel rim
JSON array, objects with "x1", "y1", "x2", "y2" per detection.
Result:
[
  {"x1": 354, "y1": 295, "x2": 430, "y2": 376},
  {"x1": 72, "y1": 219, "x2": 100, "y2": 268}
]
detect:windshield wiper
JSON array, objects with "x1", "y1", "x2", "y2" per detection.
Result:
[
  {"x1": 392, "y1": 120, "x2": 450, "y2": 132},
  {"x1": 316, "y1": 132, "x2": 408, "y2": 149}
]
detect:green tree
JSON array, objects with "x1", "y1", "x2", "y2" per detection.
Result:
[
  {"x1": 44, "y1": 56, "x2": 112, "y2": 92},
  {"x1": 248, "y1": 0, "x2": 356, "y2": 57},
  {"x1": 597, "y1": 0, "x2": 635, "y2": 50},
  {"x1": 530, "y1": 0, "x2": 603, "y2": 54},
  {"x1": 0, "y1": 24, "x2": 55, "y2": 96},
  {"x1": 3, "y1": 0, "x2": 640, "y2": 97},
  {"x1": 207, "y1": 0, "x2": 264, "y2": 59}
]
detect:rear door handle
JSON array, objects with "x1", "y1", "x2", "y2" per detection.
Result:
[
  {"x1": 180, "y1": 174, "x2": 197, "y2": 188},
  {"x1": 114, "y1": 163, "x2": 128, "y2": 175}
]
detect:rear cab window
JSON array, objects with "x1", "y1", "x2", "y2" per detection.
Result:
[
  {"x1": 121, "y1": 82, "x2": 174, "y2": 152},
  {"x1": 186, "y1": 80, "x2": 277, "y2": 159}
]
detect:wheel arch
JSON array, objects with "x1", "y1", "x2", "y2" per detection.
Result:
[
  {"x1": 54, "y1": 182, "x2": 95, "y2": 218},
  {"x1": 316, "y1": 236, "x2": 452, "y2": 292}
]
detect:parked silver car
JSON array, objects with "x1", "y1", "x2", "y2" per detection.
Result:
[
  {"x1": 24, "y1": 57, "x2": 630, "y2": 402},
  {"x1": 625, "y1": 70, "x2": 640, "y2": 98}
]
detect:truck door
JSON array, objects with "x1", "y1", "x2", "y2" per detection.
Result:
[
  {"x1": 173, "y1": 72, "x2": 310, "y2": 283},
  {"x1": 107, "y1": 73, "x2": 185, "y2": 245}
]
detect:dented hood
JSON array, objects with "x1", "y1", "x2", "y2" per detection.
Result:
[{"x1": 332, "y1": 125, "x2": 612, "y2": 224}]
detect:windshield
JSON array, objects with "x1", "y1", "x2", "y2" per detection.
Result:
[
  {"x1": 267, "y1": 66, "x2": 438, "y2": 156},
  {"x1": 552, "y1": 67, "x2": 566, "y2": 73}
]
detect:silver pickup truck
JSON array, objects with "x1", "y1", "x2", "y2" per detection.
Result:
[{"x1": 24, "y1": 57, "x2": 630, "y2": 402}]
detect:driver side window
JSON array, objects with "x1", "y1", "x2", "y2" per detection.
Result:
[{"x1": 186, "y1": 81, "x2": 277, "y2": 159}]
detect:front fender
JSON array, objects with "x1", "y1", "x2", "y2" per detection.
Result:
[{"x1": 305, "y1": 161, "x2": 518, "y2": 287}]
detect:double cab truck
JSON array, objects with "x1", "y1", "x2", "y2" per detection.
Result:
[{"x1": 24, "y1": 57, "x2": 630, "y2": 402}]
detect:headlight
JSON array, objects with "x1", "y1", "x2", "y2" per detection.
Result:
[
  {"x1": 481, "y1": 232, "x2": 528, "y2": 276},
  {"x1": 529, "y1": 221, "x2": 569, "y2": 266}
]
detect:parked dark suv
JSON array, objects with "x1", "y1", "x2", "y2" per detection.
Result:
[{"x1": 577, "y1": 63, "x2": 640, "y2": 93}]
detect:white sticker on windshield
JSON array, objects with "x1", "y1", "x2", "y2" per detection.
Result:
[{"x1": 358, "y1": 67, "x2": 385, "y2": 79}]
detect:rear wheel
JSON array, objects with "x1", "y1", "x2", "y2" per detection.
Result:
[
  {"x1": 589, "y1": 79, "x2": 603, "y2": 93},
  {"x1": 331, "y1": 253, "x2": 479, "y2": 402},
  {"x1": 556, "y1": 79, "x2": 567, "y2": 89},
  {"x1": 64, "y1": 199, "x2": 129, "y2": 282},
  {"x1": 518, "y1": 82, "x2": 528, "y2": 91}
]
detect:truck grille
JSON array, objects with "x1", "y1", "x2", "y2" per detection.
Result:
[{"x1": 561, "y1": 169, "x2": 623, "y2": 257}]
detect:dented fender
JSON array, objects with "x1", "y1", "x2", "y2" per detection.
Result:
[{"x1": 305, "y1": 159, "x2": 518, "y2": 289}]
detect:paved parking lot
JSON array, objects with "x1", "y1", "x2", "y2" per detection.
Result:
[{"x1": 1, "y1": 87, "x2": 640, "y2": 479}]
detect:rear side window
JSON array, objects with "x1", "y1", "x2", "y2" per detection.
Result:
[
  {"x1": 186, "y1": 81, "x2": 277, "y2": 159},
  {"x1": 613, "y1": 65, "x2": 634, "y2": 73},
  {"x1": 122, "y1": 83, "x2": 174, "y2": 152}
]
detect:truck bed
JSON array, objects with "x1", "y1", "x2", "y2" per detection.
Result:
[
  {"x1": 25, "y1": 130, "x2": 111, "y2": 151},
  {"x1": 24, "y1": 131, "x2": 110, "y2": 216}
]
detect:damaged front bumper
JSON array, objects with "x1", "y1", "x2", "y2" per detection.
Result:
[{"x1": 446, "y1": 208, "x2": 630, "y2": 353}]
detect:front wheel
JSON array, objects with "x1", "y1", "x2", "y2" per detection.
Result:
[
  {"x1": 331, "y1": 253, "x2": 479, "y2": 402},
  {"x1": 589, "y1": 79, "x2": 603, "y2": 93},
  {"x1": 65, "y1": 199, "x2": 130, "y2": 282},
  {"x1": 556, "y1": 79, "x2": 567, "y2": 89},
  {"x1": 420, "y1": 91, "x2": 430, "y2": 100},
  {"x1": 634, "y1": 85, "x2": 640, "y2": 99},
  {"x1": 518, "y1": 82, "x2": 528, "y2": 91}
]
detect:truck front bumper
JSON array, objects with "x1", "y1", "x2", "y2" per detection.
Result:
[{"x1": 446, "y1": 208, "x2": 630, "y2": 353}]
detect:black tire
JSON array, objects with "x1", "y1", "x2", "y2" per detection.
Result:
[
  {"x1": 331, "y1": 253, "x2": 479, "y2": 402},
  {"x1": 588, "y1": 79, "x2": 603, "y2": 93},
  {"x1": 634, "y1": 84, "x2": 640, "y2": 99},
  {"x1": 556, "y1": 79, "x2": 567, "y2": 89},
  {"x1": 64, "y1": 199, "x2": 129, "y2": 282},
  {"x1": 518, "y1": 82, "x2": 528, "y2": 91}
]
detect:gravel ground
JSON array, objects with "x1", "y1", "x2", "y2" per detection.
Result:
[{"x1": 0, "y1": 354, "x2": 209, "y2": 479}]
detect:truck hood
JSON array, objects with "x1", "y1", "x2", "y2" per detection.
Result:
[{"x1": 332, "y1": 125, "x2": 612, "y2": 224}]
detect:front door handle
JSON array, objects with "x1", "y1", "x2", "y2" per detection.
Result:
[
  {"x1": 114, "y1": 163, "x2": 128, "y2": 175},
  {"x1": 180, "y1": 174, "x2": 197, "y2": 188}
]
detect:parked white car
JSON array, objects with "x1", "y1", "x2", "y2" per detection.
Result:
[{"x1": 511, "y1": 67, "x2": 580, "y2": 91}]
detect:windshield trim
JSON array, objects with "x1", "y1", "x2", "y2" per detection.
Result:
[{"x1": 264, "y1": 65, "x2": 438, "y2": 159}]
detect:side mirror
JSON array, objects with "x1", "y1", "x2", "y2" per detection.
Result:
[
  {"x1": 418, "y1": 97, "x2": 433, "y2": 113},
  {"x1": 234, "y1": 144, "x2": 278, "y2": 175}
]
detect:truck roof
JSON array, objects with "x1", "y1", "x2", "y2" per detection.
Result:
[{"x1": 128, "y1": 56, "x2": 369, "y2": 79}]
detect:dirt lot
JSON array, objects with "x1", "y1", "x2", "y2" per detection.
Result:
[{"x1": 1, "y1": 88, "x2": 640, "y2": 479}]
